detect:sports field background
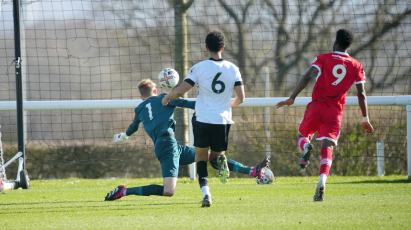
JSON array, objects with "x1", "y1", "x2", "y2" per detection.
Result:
[
  {"x1": 1, "y1": 0, "x2": 410, "y2": 179},
  {"x1": 0, "y1": 1, "x2": 410, "y2": 228},
  {"x1": 1, "y1": 176, "x2": 410, "y2": 229}
]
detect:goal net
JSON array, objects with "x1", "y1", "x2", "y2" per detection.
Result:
[{"x1": 0, "y1": 0, "x2": 410, "y2": 179}]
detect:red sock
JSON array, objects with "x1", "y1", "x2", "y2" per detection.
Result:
[
  {"x1": 320, "y1": 148, "x2": 333, "y2": 176},
  {"x1": 297, "y1": 137, "x2": 310, "y2": 151}
]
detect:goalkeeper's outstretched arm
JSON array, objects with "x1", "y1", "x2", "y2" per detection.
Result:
[
  {"x1": 113, "y1": 112, "x2": 141, "y2": 144},
  {"x1": 167, "y1": 98, "x2": 195, "y2": 109},
  {"x1": 125, "y1": 112, "x2": 142, "y2": 136}
]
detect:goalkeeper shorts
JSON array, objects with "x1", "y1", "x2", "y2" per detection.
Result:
[{"x1": 154, "y1": 136, "x2": 195, "y2": 178}]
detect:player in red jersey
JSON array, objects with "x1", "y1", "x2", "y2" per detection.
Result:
[{"x1": 276, "y1": 29, "x2": 374, "y2": 201}]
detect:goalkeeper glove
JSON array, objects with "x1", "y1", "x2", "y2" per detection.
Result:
[
  {"x1": 113, "y1": 133, "x2": 128, "y2": 144},
  {"x1": 362, "y1": 116, "x2": 374, "y2": 133}
]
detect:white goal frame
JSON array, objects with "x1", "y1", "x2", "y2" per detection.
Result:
[{"x1": 1, "y1": 96, "x2": 410, "y2": 180}]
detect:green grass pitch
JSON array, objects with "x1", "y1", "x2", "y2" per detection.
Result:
[{"x1": 1, "y1": 176, "x2": 411, "y2": 229}]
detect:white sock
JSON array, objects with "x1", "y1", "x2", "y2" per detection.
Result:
[
  {"x1": 303, "y1": 142, "x2": 309, "y2": 150},
  {"x1": 319, "y1": 173, "x2": 328, "y2": 185},
  {"x1": 123, "y1": 189, "x2": 127, "y2": 196},
  {"x1": 201, "y1": 186, "x2": 210, "y2": 198}
]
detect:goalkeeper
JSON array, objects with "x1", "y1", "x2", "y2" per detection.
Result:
[{"x1": 105, "y1": 79, "x2": 269, "y2": 201}]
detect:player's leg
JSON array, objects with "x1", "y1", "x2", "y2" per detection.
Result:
[
  {"x1": 123, "y1": 137, "x2": 181, "y2": 198},
  {"x1": 178, "y1": 145, "x2": 196, "y2": 166},
  {"x1": 121, "y1": 184, "x2": 165, "y2": 197},
  {"x1": 180, "y1": 145, "x2": 269, "y2": 179},
  {"x1": 196, "y1": 147, "x2": 211, "y2": 207},
  {"x1": 312, "y1": 139, "x2": 335, "y2": 202},
  {"x1": 209, "y1": 123, "x2": 231, "y2": 183},
  {"x1": 209, "y1": 155, "x2": 270, "y2": 179},
  {"x1": 179, "y1": 144, "x2": 211, "y2": 201},
  {"x1": 162, "y1": 177, "x2": 177, "y2": 196},
  {"x1": 208, "y1": 150, "x2": 229, "y2": 183},
  {"x1": 298, "y1": 101, "x2": 321, "y2": 169},
  {"x1": 298, "y1": 133, "x2": 314, "y2": 169},
  {"x1": 105, "y1": 183, "x2": 165, "y2": 201},
  {"x1": 122, "y1": 167, "x2": 177, "y2": 198},
  {"x1": 192, "y1": 115, "x2": 212, "y2": 207},
  {"x1": 105, "y1": 136, "x2": 178, "y2": 201},
  {"x1": 313, "y1": 108, "x2": 341, "y2": 202},
  {"x1": 123, "y1": 167, "x2": 178, "y2": 198}
]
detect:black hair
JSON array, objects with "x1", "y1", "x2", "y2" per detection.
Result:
[
  {"x1": 335, "y1": 29, "x2": 354, "y2": 50},
  {"x1": 205, "y1": 30, "x2": 225, "y2": 52}
]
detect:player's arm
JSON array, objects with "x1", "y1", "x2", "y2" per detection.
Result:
[
  {"x1": 276, "y1": 66, "x2": 319, "y2": 109},
  {"x1": 113, "y1": 112, "x2": 141, "y2": 144},
  {"x1": 162, "y1": 81, "x2": 193, "y2": 106},
  {"x1": 167, "y1": 98, "x2": 196, "y2": 109},
  {"x1": 356, "y1": 83, "x2": 373, "y2": 133},
  {"x1": 230, "y1": 84, "x2": 245, "y2": 108}
]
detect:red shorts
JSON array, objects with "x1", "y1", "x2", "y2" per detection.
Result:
[{"x1": 298, "y1": 100, "x2": 343, "y2": 145}]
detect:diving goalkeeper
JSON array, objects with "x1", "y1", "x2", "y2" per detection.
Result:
[{"x1": 104, "y1": 79, "x2": 269, "y2": 201}]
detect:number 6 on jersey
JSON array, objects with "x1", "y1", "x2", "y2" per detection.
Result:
[{"x1": 212, "y1": 72, "x2": 225, "y2": 94}]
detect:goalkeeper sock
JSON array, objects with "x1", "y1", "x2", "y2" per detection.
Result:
[
  {"x1": 210, "y1": 157, "x2": 252, "y2": 175},
  {"x1": 227, "y1": 159, "x2": 253, "y2": 175},
  {"x1": 197, "y1": 161, "x2": 210, "y2": 198},
  {"x1": 297, "y1": 136, "x2": 310, "y2": 151},
  {"x1": 125, "y1": 184, "x2": 164, "y2": 196},
  {"x1": 319, "y1": 147, "x2": 333, "y2": 177}
]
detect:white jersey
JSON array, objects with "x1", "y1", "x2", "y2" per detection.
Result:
[{"x1": 184, "y1": 58, "x2": 243, "y2": 124}]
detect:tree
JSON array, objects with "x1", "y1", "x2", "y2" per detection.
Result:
[
  {"x1": 172, "y1": 0, "x2": 195, "y2": 146},
  {"x1": 101, "y1": 0, "x2": 195, "y2": 176},
  {"x1": 213, "y1": 0, "x2": 411, "y2": 95},
  {"x1": 101, "y1": 0, "x2": 195, "y2": 146}
]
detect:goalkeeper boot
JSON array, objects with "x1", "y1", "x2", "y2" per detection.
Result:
[
  {"x1": 217, "y1": 154, "x2": 229, "y2": 183},
  {"x1": 313, "y1": 180, "x2": 325, "y2": 202},
  {"x1": 250, "y1": 157, "x2": 270, "y2": 179},
  {"x1": 105, "y1": 185, "x2": 126, "y2": 201},
  {"x1": 299, "y1": 143, "x2": 314, "y2": 169},
  {"x1": 201, "y1": 195, "x2": 212, "y2": 207}
]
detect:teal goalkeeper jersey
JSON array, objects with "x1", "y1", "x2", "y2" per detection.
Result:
[{"x1": 125, "y1": 94, "x2": 195, "y2": 143}]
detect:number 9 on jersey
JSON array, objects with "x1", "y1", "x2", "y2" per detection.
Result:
[{"x1": 332, "y1": 64, "x2": 347, "y2": 85}]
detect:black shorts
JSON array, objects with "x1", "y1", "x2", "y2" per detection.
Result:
[{"x1": 192, "y1": 115, "x2": 231, "y2": 152}]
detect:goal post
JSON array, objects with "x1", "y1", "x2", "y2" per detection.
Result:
[
  {"x1": 0, "y1": 114, "x2": 27, "y2": 190},
  {"x1": 408, "y1": 105, "x2": 411, "y2": 180},
  {"x1": 1, "y1": 96, "x2": 410, "y2": 180},
  {"x1": 0, "y1": 96, "x2": 410, "y2": 110}
]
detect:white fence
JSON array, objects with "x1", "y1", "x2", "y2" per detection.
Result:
[
  {"x1": 0, "y1": 96, "x2": 410, "y2": 111},
  {"x1": 1, "y1": 96, "x2": 411, "y2": 179}
]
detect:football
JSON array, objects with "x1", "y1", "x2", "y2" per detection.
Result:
[
  {"x1": 255, "y1": 168, "x2": 274, "y2": 184},
  {"x1": 158, "y1": 68, "x2": 179, "y2": 88}
]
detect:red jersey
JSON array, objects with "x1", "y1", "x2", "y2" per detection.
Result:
[{"x1": 311, "y1": 51, "x2": 366, "y2": 112}]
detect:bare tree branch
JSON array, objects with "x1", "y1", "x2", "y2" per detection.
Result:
[
  {"x1": 242, "y1": 0, "x2": 254, "y2": 23},
  {"x1": 183, "y1": 0, "x2": 195, "y2": 11},
  {"x1": 352, "y1": 8, "x2": 411, "y2": 56}
]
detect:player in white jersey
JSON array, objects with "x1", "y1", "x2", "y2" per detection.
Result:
[{"x1": 163, "y1": 31, "x2": 269, "y2": 207}]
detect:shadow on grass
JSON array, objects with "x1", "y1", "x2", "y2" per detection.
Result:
[
  {"x1": 0, "y1": 200, "x2": 197, "y2": 206},
  {"x1": 0, "y1": 201, "x2": 199, "y2": 215}
]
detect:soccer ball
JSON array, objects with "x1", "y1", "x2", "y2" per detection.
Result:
[
  {"x1": 255, "y1": 169, "x2": 274, "y2": 184},
  {"x1": 158, "y1": 68, "x2": 179, "y2": 88}
]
